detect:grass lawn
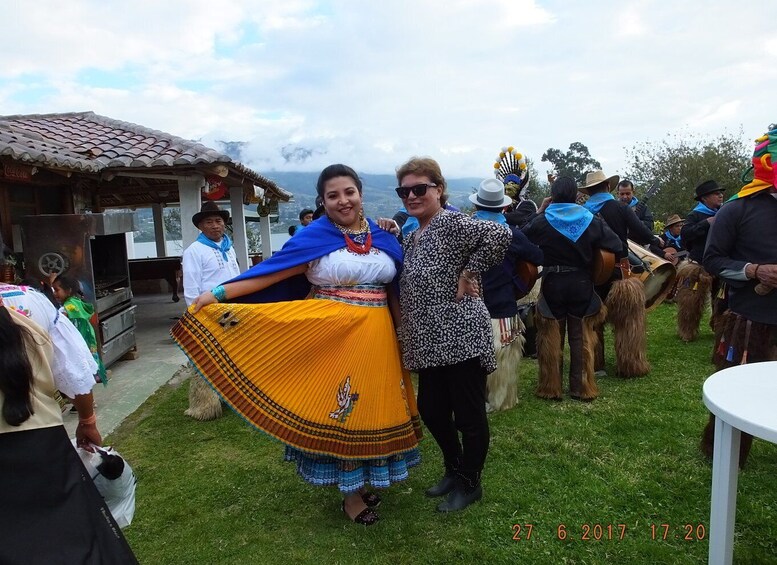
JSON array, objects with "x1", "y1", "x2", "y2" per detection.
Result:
[{"x1": 112, "y1": 303, "x2": 777, "y2": 564}]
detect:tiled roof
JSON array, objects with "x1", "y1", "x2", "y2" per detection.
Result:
[{"x1": 0, "y1": 111, "x2": 290, "y2": 200}]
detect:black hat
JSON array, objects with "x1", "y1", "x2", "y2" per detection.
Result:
[
  {"x1": 694, "y1": 180, "x2": 723, "y2": 201},
  {"x1": 192, "y1": 201, "x2": 230, "y2": 227}
]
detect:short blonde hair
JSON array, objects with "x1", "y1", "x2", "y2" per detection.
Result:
[{"x1": 395, "y1": 157, "x2": 448, "y2": 207}]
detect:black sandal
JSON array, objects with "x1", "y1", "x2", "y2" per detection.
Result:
[
  {"x1": 342, "y1": 501, "x2": 380, "y2": 526},
  {"x1": 361, "y1": 491, "x2": 382, "y2": 508}
]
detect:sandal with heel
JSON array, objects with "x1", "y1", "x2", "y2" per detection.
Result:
[
  {"x1": 342, "y1": 501, "x2": 380, "y2": 526},
  {"x1": 361, "y1": 491, "x2": 382, "y2": 508}
]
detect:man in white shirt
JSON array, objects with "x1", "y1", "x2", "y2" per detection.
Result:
[{"x1": 182, "y1": 202, "x2": 241, "y2": 420}]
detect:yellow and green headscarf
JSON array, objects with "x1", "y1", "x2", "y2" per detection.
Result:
[{"x1": 729, "y1": 125, "x2": 776, "y2": 201}]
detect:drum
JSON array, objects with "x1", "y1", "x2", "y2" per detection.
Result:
[{"x1": 627, "y1": 240, "x2": 677, "y2": 311}]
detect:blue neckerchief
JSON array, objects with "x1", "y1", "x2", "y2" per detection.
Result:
[
  {"x1": 664, "y1": 230, "x2": 681, "y2": 248},
  {"x1": 197, "y1": 232, "x2": 232, "y2": 261},
  {"x1": 582, "y1": 192, "x2": 615, "y2": 215},
  {"x1": 225, "y1": 216, "x2": 403, "y2": 303},
  {"x1": 693, "y1": 202, "x2": 718, "y2": 216},
  {"x1": 473, "y1": 209, "x2": 507, "y2": 225},
  {"x1": 628, "y1": 196, "x2": 638, "y2": 208},
  {"x1": 401, "y1": 213, "x2": 420, "y2": 237},
  {"x1": 545, "y1": 203, "x2": 594, "y2": 242}
]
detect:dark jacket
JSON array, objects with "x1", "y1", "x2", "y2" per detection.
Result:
[
  {"x1": 704, "y1": 192, "x2": 777, "y2": 325},
  {"x1": 682, "y1": 209, "x2": 714, "y2": 263},
  {"x1": 597, "y1": 199, "x2": 660, "y2": 260},
  {"x1": 633, "y1": 202, "x2": 654, "y2": 232},
  {"x1": 522, "y1": 214, "x2": 621, "y2": 271},
  {"x1": 482, "y1": 227, "x2": 543, "y2": 318},
  {"x1": 504, "y1": 199, "x2": 539, "y2": 229}
]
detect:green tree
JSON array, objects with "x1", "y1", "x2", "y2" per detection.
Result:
[
  {"x1": 623, "y1": 129, "x2": 749, "y2": 221},
  {"x1": 163, "y1": 208, "x2": 182, "y2": 239},
  {"x1": 522, "y1": 157, "x2": 551, "y2": 205},
  {"x1": 541, "y1": 142, "x2": 602, "y2": 182}
]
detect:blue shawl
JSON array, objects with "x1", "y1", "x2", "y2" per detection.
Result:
[
  {"x1": 664, "y1": 230, "x2": 682, "y2": 248},
  {"x1": 197, "y1": 232, "x2": 233, "y2": 261},
  {"x1": 473, "y1": 210, "x2": 507, "y2": 225},
  {"x1": 582, "y1": 192, "x2": 615, "y2": 215},
  {"x1": 545, "y1": 203, "x2": 594, "y2": 243},
  {"x1": 224, "y1": 216, "x2": 403, "y2": 303},
  {"x1": 692, "y1": 202, "x2": 718, "y2": 216}
]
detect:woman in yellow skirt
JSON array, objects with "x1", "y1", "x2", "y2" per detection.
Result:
[{"x1": 172, "y1": 164, "x2": 421, "y2": 526}]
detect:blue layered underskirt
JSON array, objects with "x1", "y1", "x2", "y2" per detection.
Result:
[{"x1": 284, "y1": 446, "x2": 422, "y2": 494}]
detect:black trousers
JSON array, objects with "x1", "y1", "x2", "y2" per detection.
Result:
[
  {"x1": 417, "y1": 356, "x2": 489, "y2": 475},
  {"x1": 543, "y1": 271, "x2": 595, "y2": 319}
]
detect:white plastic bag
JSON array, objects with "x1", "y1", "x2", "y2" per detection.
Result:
[{"x1": 72, "y1": 441, "x2": 137, "y2": 528}]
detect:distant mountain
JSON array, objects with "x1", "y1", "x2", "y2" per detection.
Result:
[
  {"x1": 213, "y1": 141, "x2": 484, "y2": 224},
  {"x1": 266, "y1": 171, "x2": 482, "y2": 224}
]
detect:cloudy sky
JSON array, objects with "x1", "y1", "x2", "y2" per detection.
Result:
[{"x1": 2, "y1": 0, "x2": 773, "y2": 179}]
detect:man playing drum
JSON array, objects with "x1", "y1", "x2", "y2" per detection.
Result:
[
  {"x1": 579, "y1": 170, "x2": 664, "y2": 378},
  {"x1": 617, "y1": 180, "x2": 654, "y2": 232}
]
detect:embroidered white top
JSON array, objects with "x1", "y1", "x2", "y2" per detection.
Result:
[
  {"x1": 182, "y1": 238, "x2": 241, "y2": 306},
  {"x1": 0, "y1": 284, "x2": 98, "y2": 398},
  {"x1": 306, "y1": 247, "x2": 396, "y2": 286}
]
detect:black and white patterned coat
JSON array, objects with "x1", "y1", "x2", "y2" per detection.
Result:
[{"x1": 399, "y1": 209, "x2": 512, "y2": 373}]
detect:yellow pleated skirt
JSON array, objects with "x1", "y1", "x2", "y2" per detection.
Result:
[{"x1": 171, "y1": 289, "x2": 421, "y2": 460}]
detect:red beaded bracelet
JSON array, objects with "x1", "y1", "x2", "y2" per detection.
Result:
[{"x1": 754, "y1": 264, "x2": 761, "y2": 280}]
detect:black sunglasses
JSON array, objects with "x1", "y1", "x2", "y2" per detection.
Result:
[{"x1": 395, "y1": 183, "x2": 437, "y2": 199}]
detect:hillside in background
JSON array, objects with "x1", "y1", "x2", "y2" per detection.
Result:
[
  {"x1": 214, "y1": 142, "x2": 484, "y2": 226},
  {"x1": 268, "y1": 171, "x2": 483, "y2": 227},
  {"x1": 131, "y1": 171, "x2": 484, "y2": 243}
]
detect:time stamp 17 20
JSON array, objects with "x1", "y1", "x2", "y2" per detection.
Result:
[{"x1": 511, "y1": 523, "x2": 707, "y2": 542}]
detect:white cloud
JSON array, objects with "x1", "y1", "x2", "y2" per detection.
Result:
[{"x1": 1, "y1": 1, "x2": 774, "y2": 179}]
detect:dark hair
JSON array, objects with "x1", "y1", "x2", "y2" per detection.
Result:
[
  {"x1": 0, "y1": 307, "x2": 36, "y2": 426},
  {"x1": 617, "y1": 180, "x2": 634, "y2": 191},
  {"x1": 312, "y1": 196, "x2": 326, "y2": 220},
  {"x1": 315, "y1": 164, "x2": 363, "y2": 198},
  {"x1": 395, "y1": 157, "x2": 448, "y2": 207},
  {"x1": 21, "y1": 277, "x2": 59, "y2": 307},
  {"x1": 551, "y1": 176, "x2": 578, "y2": 203},
  {"x1": 52, "y1": 275, "x2": 84, "y2": 299},
  {"x1": 298, "y1": 209, "x2": 314, "y2": 222}
]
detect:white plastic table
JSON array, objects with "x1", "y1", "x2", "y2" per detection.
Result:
[{"x1": 702, "y1": 361, "x2": 777, "y2": 565}]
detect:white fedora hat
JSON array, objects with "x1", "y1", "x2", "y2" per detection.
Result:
[{"x1": 469, "y1": 178, "x2": 513, "y2": 209}]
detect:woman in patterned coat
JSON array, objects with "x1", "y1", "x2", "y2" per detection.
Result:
[{"x1": 395, "y1": 157, "x2": 511, "y2": 513}]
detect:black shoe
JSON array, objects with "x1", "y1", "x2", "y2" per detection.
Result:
[
  {"x1": 425, "y1": 475, "x2": 457, "y2": 498},
  {"x1": 342, "y1": 501, "x2": 379, "y2": 526},
  {"x1": 436, "y1": 484, "x2": 483, "y2": 512},
  {"x1": 361, "y1": 491, "x2": 382, "y2": 508}
]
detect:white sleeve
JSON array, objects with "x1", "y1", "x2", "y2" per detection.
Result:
[
  {"x1": 49, "y1": 312, "x2": 98, "y2": 397},
  {"x1": 182, "y1": 246, "x2": 203, "y2": 306}
]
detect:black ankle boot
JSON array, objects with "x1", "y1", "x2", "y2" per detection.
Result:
[
  {"x1": 436, "y1": 471, "x2": 482, "y2": 512},
  {"x1": 425, "y1": 458, "x2": 460, "y2": 497},
  {"x1": 425, "y1": 473, "x2": 457, "y2": 497}
]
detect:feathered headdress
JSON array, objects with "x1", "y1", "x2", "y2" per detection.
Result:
[
  {"x1": 493, "y1": 146, "x2": 529, "y2": 199},
  {"x1": 730, "y1": 123, "x2": 776, "y2": 200}
]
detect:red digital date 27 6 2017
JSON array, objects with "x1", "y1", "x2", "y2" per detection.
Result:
[{"x1": 511, "y1": 523, "x2": 706, "y2": 541}]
